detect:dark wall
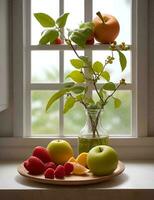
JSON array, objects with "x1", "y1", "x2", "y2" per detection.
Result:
[
  {"x1": 0, "y1": 0, "x2": 13, "y2": 136},
  {"x1": 148, "y1": 0, "x2": 154, "y2": 135}
]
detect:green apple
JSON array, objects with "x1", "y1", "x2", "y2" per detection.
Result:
[
  {"x1": 87, "y1": 145, "x2": 118, "y2": 176},
  {"x1": 47, "y1": 139, "x2": 73, "y2": 165}
]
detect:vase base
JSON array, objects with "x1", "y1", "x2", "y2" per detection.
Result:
[{"x1": 78, "y1": 135, "x2": 109, "y2": 154}]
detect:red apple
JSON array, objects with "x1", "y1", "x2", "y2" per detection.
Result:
[{"x1": 32, "y1": 146, "x2": 52, "y2": 163}]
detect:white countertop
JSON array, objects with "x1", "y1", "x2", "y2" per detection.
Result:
[{"x1": 0, "y1": 160, "x2": 154, "y2": 200}]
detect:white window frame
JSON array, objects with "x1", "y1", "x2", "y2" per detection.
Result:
[{"x1": 12, "y1": 0, "x2": 148, "y2": 142}]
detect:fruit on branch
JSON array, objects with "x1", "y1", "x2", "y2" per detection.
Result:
[
  {"x1": 86, "y1": 35, "x2": 95, "y2": 45},
  {"x1": 47, "y1": 139, "x2": 74, "y2": 165},
  {"x1": 93, "y1": 12, "x2": 120, "y2": 44},
  {"x1": 54, "y1": 37, "x2": 64, "y2": 44},
  {"x1": 87, "y1": 145, "x2": 118, "y2": 176}
]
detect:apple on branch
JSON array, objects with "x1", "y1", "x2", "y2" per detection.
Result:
[
  {"x1": 86, "y1": 35, "x2": 95, "y2": 45},
  {"x1": 93, "y1": 11, "x2": 120, "y2": 44}
]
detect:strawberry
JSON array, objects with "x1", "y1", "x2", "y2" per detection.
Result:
[
  {"x1": 23, "y1": 160, "x2": 29, "y2": 170},
  {"x1": 44, "y1": 168, "x2": 54, "y2": 179},
  {"x1": 24, "y1": 156, "x2": 45, "y2": 175},
  {"x1": 45, "y1": 162, "x2": 57, "y2": 170},
  {"x1": 64, "y1": 162, "x2": 74, "y2": 176},
  {"x1": 32, "y1": 146, "x2": 52, "y2": 163},
  {"x1": 54, "y1": 165, "x2": 65, "y2": 179}
]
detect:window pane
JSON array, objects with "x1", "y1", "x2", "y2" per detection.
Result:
[
  {"x1": 93, "y1": 90, "x2": 132, "y2": 135},
  {"x1": 93, "y1": 0, "x2": 132, "y2": 43},
  {"x1": 31, "y1": 0, "x2": 59, "y2": 45},
  {"x1": 93, "y1": 50, "x2": 131, "y2": 83},
  {"x1": 64, "y1": 103, "x2": 85, "y2": 136},
  {"x1": 64, "y1": 51, "x2": 84, "y2": 81},
  {"x1": 64, "y1": 0, "x2": 84, "y2": 32},
  {"x1": 31, "y1": 91, "x2": 59, "y2": 136},
  {"x1": 31, "y1": 51, "x2": 59, "y2": 83}
]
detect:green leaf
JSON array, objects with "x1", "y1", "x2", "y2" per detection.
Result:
[
  {"x1": 113, "y1": 97, "x2": 121, "y2": 108},
  {"x1": 79, "y1": 22, "x2": 94, "y2": 30},
  {"x1": 76, "y1": 94, "x2": 84, "y2": 101},
  {"x1": 101, "y1": 71, "x2": 110, "y2": 81},
  {"x1": 46, "y1": 89, "x2": 67, "y2": 112},
  {"x1": 84, "y1": 97, "x2": 95, "y2": 105},
  {"x1": 79, "y1": 56, "x2": 89, "y2": 64},
  {"x1": 70, "y1": 59, "x2": 85, "y2": 69},
  {"x1": 96, "y1": 101, "x2": 103, "y2": 109},
  {"x1": 56, "y1": 13, "x2": 69, "y2": 28},
  {"x1": 103, "y1": 82, "x2": 116, "y2": 91},
  {"x1": 66, "y1": 70, "x2": 85, "y2": 83},
  {"x1": 70, "y1": 86, "x2": 85, "y2": 94},
  {"x1": 63, "y1": 82, "x2": 75, "y2": 88},
  {"x1": 64, "y1": 96, "x2": 76, "y2": 113},
  {"x1": 99, "y1": 87, "x2": 107, "y2": 98},
  {"x1": 92, "y1": 61, "x2": 103, "y2": 73},
  {"x1": 34, "y1": 13, "x2": 55, "y2": 27},
  {"x1": 70, "y1": 27, "x2": 93, "y2": 48},
  {"x1": 70, "y1": 32, "x2": 85, "y2": 48},
  {"x1": 39, "y1": 29, "x2": 59, "y2": 45},
  {"x1": 118, "y1": 51, "x2": 127, "y2": 71}
]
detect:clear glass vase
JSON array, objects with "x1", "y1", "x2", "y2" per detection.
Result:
[{"x1": 78, "y1": 108, "x2": 109, "y2": 154}]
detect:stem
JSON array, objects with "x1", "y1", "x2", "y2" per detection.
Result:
[
  {"x1": 99, "y1": 147, "x2": 104, "y2": 152},
  {"x1": 104, "y1": 83, "x2": 121, "y2": 105},
  {"x1": 96, "y1": 50, "x2": 114, "y2": 80},
  {"x1": 93, "y1": 109, "x2": 102, "y2": 137},
  {"x1": 93, "y1": 81, "x2": 104, "y2": 103},
  {"x1": 96, "y1": 11, "x2": 105, "y2": 24},
  {"x1": 80, "y1": 100, "x2": 96, "y2": 137},
  {"x1": 69, "y1": 40, "x2": 81, "y2": 59},
  {"x1": 58, "y1": 28, "x2": 81, "y2": 60}
]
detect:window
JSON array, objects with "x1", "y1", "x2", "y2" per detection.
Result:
[
  {"x1": 11, "y1": 0, "x2": 148, "y2": 139},
  {"x1": 22, "y1": 0, "x2": 134, "y2": 137}
]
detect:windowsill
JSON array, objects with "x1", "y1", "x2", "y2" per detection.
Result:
[
  {"x1": 0, "y1": 160, "x2": 154, "y2": 200},
  {"x1": 1, "y1": 136, "x2": 154, "y2": 160}
]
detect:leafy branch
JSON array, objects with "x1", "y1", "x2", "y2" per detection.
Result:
[{"x1": 34, "y1": 12, "x2": 129, "y2": 137}]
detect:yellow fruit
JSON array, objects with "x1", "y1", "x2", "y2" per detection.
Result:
[
  {"x1": 72, "y1": 162, "x2": 89, "y2": 175},
  {"x1": 47, "y1": 139, "x2": 73, "y2": 165},
  {"x1": 76, "y1": 152, "x2": 88, "y2": 167},
  {"x1": 68, "y1": 156, "x2": 77, "y2": 163}
]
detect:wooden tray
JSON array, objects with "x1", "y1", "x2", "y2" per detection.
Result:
[{"x1": 17, "y1": 161, "x2": 125, "y2": 186}]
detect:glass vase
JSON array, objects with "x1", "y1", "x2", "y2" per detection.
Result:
[{"x1": 78, "y1": 108, "x2": 109, "y2": 154}]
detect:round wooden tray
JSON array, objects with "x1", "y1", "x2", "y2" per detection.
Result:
[{"x1": 17, "y1": 161, "x2": 125, "y2": 186}]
